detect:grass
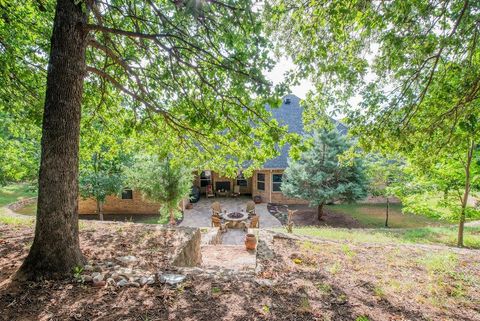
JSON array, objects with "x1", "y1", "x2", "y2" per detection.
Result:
[
  {"x1": 0, "y1": 183, "x2": 36, "y2": 207},
  {"x1": 0, "y1": 213, "x2": 34, "y2": 226},
  {"x1": 277, "y1": 225, "x2": 480, "y2": 249},
  {"x1": 15, "y1": 202, "x2": 37, "y2": 216},
  {"x1": 326, "y1": 203, "x2": 445, "y2": 228}
]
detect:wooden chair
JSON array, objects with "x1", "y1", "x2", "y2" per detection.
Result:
[
  {"x1": 211, "y1": 215, "x2": 228, "y2": 232},
  {"x1": 246, "y1": 200, "x2": 256, "y2": 218},
  {"x1": 211, "y1": 201, "x2": 222, "y2": 216},
  {"x1": 231, "y1": 185, "x2": 241, "y2": 198},
  {"x1": 249, "y1": 215, "x2": 259, "y2": 228},
  {"x1": 206, "y1": 184, "x2": 215, "y2": 198}
]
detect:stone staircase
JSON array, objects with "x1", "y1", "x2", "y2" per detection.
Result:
[{"x1": 201, "y1": 244, "x2": 256, "y2": 271}]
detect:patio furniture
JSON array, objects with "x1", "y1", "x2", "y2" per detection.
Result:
[
  {"x1": 231, "y1": 185, "x2": 241, "y2": 198},
  {"x1": 249, "y1": 215, "x2": 260, "y2": 228},
  {"x1": 206, "y1": 184, "x2": 215, "y2": 198},
  {"x1": 211, "y1": 201, "x2": 222, "y2": 216},
  {"x1": 222, "y1": 211, "x2": 248, "y2": 229},
  {"x1": 211, "y1": 215, "x2": 228, "y2": 233},
  {"x1": 216, "y1": 190, "x2": 230, "y2": 197},
  {"x1": 246, "y1": 201, "x2": 256, "y2": 218}
]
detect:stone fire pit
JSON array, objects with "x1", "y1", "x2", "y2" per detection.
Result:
[{"x1": 222, "y1": 211, "x2": 248, "y2": 228}]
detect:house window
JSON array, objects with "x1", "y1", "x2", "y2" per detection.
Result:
[
  {"x1": 236, "y1": 172, "x2": 247, "y2": 187},
  {"x1": 122, "y1": 189, "x2": 133, "y2": 199},
  {"x1": 272, "y1": 174, "x2": 283, "y2": 192},
  {"x1": 257, "y1": 173, "x2": 265, "y2": 191},
  {"x1": 200, "y1": 170, "x2": 212, "y2": 187}
]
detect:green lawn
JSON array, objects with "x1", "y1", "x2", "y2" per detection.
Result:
[
  {"x1": 0, "y1": 183, "x2": 36, "y2": 207},
  {"x1": 276, "y1": 225, "x2": 480, "y2": 249},
  {"x1": 326, "y1": 203, "x2": 446, "y2": 228}
]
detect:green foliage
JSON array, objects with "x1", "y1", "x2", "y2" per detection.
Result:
[
  {"x1": 0, "y1": 183, "x2": 36, "y2": 207},
  {"x1": 127, "y1": 156, "x2": 193, "y2": 224},
  {"x1": 282, "y1": 129, "x2": 368, "y2": 207}
]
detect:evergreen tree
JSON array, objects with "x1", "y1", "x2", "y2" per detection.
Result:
[
  {"x1": 127, "y1": 156, "x2": 193, "y2": 225},
  {"x1": 282, "y1": 129, "x2": 368, "y2": 220}
]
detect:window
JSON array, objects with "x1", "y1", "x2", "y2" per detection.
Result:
[
  {"x1": 284, "y1": 98, "x2": 291, "y2": 104},
  {"x1": 121, "y1": 189, "x2": 133, "y2": 199},
  {"x1": 257, "y1": 173, "x2": 265, "y2": 191},
  {"x1": 272, "y1": 174, "x2": 283, "y2": 192},
  {"x1": 236, "y1": 172, "x2": 247, "y2": 187},
  {"x1": 200, "y1": 170, "x2": 212, "y2": 187}
]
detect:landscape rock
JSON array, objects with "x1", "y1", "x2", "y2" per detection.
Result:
[
  {"x1": 84, "y1": 265, "x2": 94, "y2": 272},
  {"x1": 158, "y1": 273, "x2": 186, "y2": 286},
  {"x1": 93, "y1": 273, "x2": 104, "y2": 283},
  {"x1": 117, "y1": 279, "x2": 129, "y2": 287},
  {"x1": 82, "y1": 275, "x2": 93, "y2": 283},
  {"x1": 116, "y1": 255, "x2": 138, "y2": 265},
  {"x1": 93, "y1": 280, "x2": 106, "y2": 287}
]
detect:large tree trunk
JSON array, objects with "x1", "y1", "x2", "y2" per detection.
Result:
[
  {"x1": 317, "y1": 203, "x2": 324, "y2": 221},
  {"x1": 458, "y1": 140, "x2": 475, "y2": 247},
  {"x1": 16, "y1": 0, "x2": 89, "y2": 280}
]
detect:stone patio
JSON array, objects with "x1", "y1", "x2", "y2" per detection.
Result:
[{"x1": 179, "y1": 196, "x2": 282, "y2": 228}]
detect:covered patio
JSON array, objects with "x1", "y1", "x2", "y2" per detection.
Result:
[{"x1": 179, "y1": 196, "x2": 282, "y2": 228}]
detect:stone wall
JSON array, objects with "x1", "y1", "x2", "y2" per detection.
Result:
[
  {"x1": 172, "y1": 228, "x2": 202, "y2": 267},
  {"x1": 7, "y1": 197, "x2": 37, "y2": 211}
]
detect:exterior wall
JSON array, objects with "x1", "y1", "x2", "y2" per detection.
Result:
[
  {"x1": 194, "y1": 170, "x2": 252, "y2": 197},
  {"x1": 78, "y1": 191, "x2": 161, "y2": 215},
  {"x1": 251, "y1": 169, "x2": 309, "y2": 205}
]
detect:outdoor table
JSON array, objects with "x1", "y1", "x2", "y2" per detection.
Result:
[{"x1": 222, "y1": 211, "x2": 248, "y2": 229}]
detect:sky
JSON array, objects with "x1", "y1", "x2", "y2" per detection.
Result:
[{"x1": 265, "y1": 57, "x2": 314, "y2": 99}]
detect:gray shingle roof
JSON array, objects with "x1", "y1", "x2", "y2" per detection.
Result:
[{"x1": 262, "y1": 94, "x2": 347, "y2": 169}]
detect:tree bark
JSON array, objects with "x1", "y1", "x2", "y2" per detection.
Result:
[
  {"x1": 317, "y1": 202, "x2": 324, "y2": 221},
  {"x1": 385, "y1": 197, "x2": 389, "y2": 228},
  {"x1": 97, "y1": 200, "x2": 104, "y2": 221},
  {"x1": 458, "y1": 140, "x2": 475, "y2": 247},
  {"x1": 169, "y1": 208, "x2": 176, "y2": 226},
  {"x1": 16, "y1": 0, "x2": 89, "y2": 280}
]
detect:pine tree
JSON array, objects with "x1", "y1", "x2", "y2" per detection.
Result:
[{"x1": 282, "y1": 129, "x2": 368, "y2": 220}]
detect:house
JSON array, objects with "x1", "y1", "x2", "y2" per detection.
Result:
[{"x1": 78, "y1": 94, "x2": 347, "y2": 215}]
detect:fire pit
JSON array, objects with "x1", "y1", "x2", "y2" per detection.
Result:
[
  {"x1": 226, "y1": 212, "x2": 244, "y2": 219},
  {"x1": 222, "y1": 211, "x2": 248, "y2": 228}
]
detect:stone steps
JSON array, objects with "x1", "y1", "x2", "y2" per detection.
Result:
[{"x1": 201, "y1": 244, "x2": 256, "y2": 271}]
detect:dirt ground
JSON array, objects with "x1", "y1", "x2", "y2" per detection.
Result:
[
  {"x1": 268, "y1": 203, "x2": 364, "y2": 228},
  {"x1": 1, "y1": 221, "x2": 479, "y2": 321}
]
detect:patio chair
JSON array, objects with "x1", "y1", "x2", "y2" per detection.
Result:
[
  {"x1": 211, "y1": 215, "x2": 228, "y2": 233},
  {"x1": 249, "y1": 215, "x2": 259, "y2": 228},
  {"x1": 231, "y1": 185, "x2": 241, "y2": 198},
  {"x1": 211, "y1": 201, "x2": 222, "y2": 217},
  {"x1": 206, "y1": 184, "x2": 215, "y2": 198},
  {"x1": 246, "y1": 200, "x2": 256, "y2": 218}
]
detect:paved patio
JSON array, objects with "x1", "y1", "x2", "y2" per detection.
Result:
[{"x1": 179, "y1": 196, "x2": 282, "y2": 228}]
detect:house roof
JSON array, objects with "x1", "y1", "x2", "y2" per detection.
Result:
[{"x1": 262, "y1": 94, "x2": 347, "y2": 169}]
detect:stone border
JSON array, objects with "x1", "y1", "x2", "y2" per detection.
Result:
[{"x1": 7, "y1": 197, "x2": 37, "y2": 212}]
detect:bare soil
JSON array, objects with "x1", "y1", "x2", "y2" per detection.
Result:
[{"x1": 1, "y1": 221, "x2": 479, "y2": 321}]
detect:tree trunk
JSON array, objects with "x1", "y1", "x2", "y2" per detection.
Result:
[
  {"x1": 97, "y1": 200, "x2": 104, "y2": 221},
  {"x1": 458, "y1": 140, "x2": 475, "y2": 247},
  {"x1": 385, "y1": 197, "x2": 389, "y2": 228},
  {"x1": 317, "y1": 203, "x2": 324, "y2": 221},
  {"x1": 16, "y1": 0, "x2": 89, "y2": 280},
  {"x1": 169, "y1": 208, "x2": 176, "y2": 226}
]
